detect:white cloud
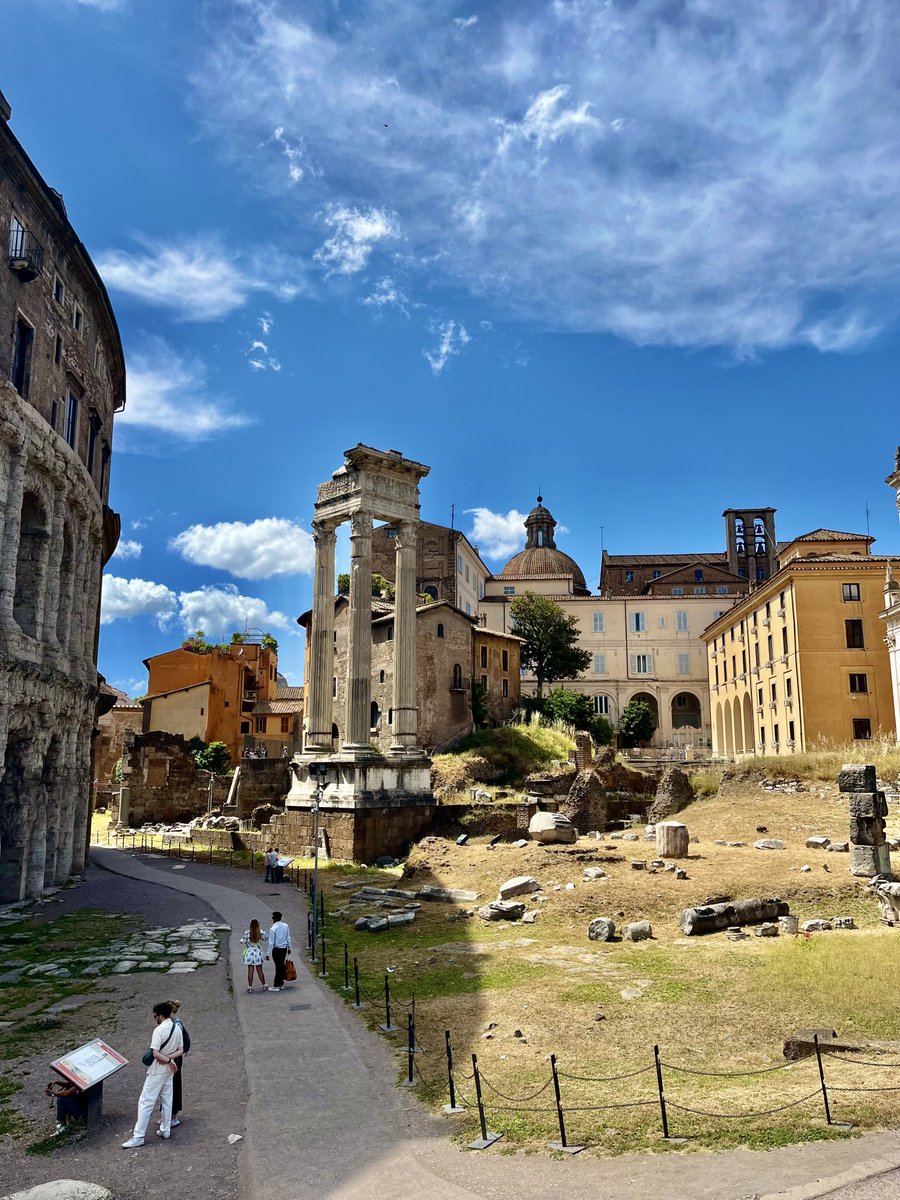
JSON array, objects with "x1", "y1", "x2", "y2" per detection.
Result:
[
  {"x1": 111, "y1": 677, "x2": 149, "y2": 698},
  {"x1": 74, "y1": 0, "x2": 123, "y2": 8},
  {"x1": 245, "y1": 313, "x2": 281, "y2": 371},
  {"x1": 101, "y1": 576, "x2": 177, "y2": 626},
  {"x1": 465, "y1": 508, "x2": 527, "y2": 560},
  {"x1": 454, "y1": 16, "x2": 478, "y2": 30},
  {"x1": 272, "y1": 126, "x2": 306, "y2": 184},
  {"x1": 361, "y1": 276, "x2": 410, "y2": 315},
  {"x1": 191, "y1": 3, "x2": 900, "y2": 353},
  {"x1": 176, "y1": 584, "x2": 294, "y2": 638},
  {"x1": 424, "y1": 320, "x2": 470, "y2": 374},
  {"x1": 112, "y1": 539, "x2": 143, "y2": 560},
  {"x1": 169, "y1": 518, "x2": 315, "y2": 580},
  {"x1": 120, "y1": 339, "x2": 252, "y2": 444},
  {"x1": 96, "y1": 236, "x2": 303, "y2": 321},
  {"x1": 313, "y1": 205, "x2": 399, "y2": 276}
]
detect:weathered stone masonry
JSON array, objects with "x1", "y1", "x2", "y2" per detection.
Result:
[{"x1": 0, "y1": 92, "x2": 124, "y2": 900}]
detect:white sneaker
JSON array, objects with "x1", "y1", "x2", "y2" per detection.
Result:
[
  {"x1": 156, "y1": 1129, "x2": 170, "y2": 1139},
  {"x1": 158, "y1": 1118, "x2": 181, "y2": 1128},
  {"x1": 269, "y1": 986, "x2": 281, "y2": 992},
  {"x1": 122, "y1": 1136, "x2": 145, "y2": 1148}
]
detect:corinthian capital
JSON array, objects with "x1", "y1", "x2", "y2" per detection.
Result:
[{"x1": 394, "y1": 519, "x2": 418, "y2": 551}]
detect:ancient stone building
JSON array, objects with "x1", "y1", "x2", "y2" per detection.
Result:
[
  {"x1": 371, "y1": 519, "x2": 489, "y2": 615},
  {"x1": 0, "y1": 90, "x2": 124, "y2": 899},
  {"x1": 95, "y1": 686, "x2": 143, "y2": 789},
  {"x1": 884, "y1": 449, "x2": 900, "y2": 743}
]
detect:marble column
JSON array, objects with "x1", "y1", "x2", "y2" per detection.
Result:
[
  {"x1": 304, "y1": 519, "x2": 338, "y2": 754},
  {"x1": 390, "y1": 519, "x2": 419, "y2": 756},
  {"x1": 343, "y1": 511, "x2": 373, "y2": 752}
]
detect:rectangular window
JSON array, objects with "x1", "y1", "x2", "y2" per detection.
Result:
[
  {"x1": 592, "y1": 612, "x2": 604, "y2": 633},
  {"x1": 630, "y1": 611, "x2": 646, "y2": 633},
  {"x1": 754, "y1": 643, "x2": 760, "y2": 667},
  {"x1": 853, "y1": 718, "x2": 872, "y2": 740},
  {"x1": 694, "y1": 569, "x2": 704, "y2": 582},
  {"x1": 457, "y1": 555, "x2": 462, "y2": 573},
  {"x1": 593, "y1": 654, "x2": 606, "y2": 674},
  {"x1": 714, "y1": 664, "x2": 719, "y2": 685},
  {"x1": 716, "y1": 585, "x2": 728, "y2": 595},
  {"x1": 771, "y1": 682, "x2": 777, "y2": 702},
  {"x1": 672, "y1": 586, "x2": 683, "y2": 596},
  {"x1": 631, "y1": 653, "x2": 651, "y2": 674},
  {"x1": 481, "y1": 674, "x2": 488, "y2": 689},
  {"x1": 501, "y1": 649, "x2": 508, "y2": 671},
  {"x1": 730, "y1": 626, "x2": 735, "y2": 642},
  {"x1": 758, "y1": 687, "x2": 764, "y2": 706},
  {"x1": 789, "y1": 720, "x2": 795, "y2": 742},
  {"x1": 280, "y1": 716, "x2": 291, "y2": 733},
  {"x1": 594, "y1": 695, "x2": 610, "y2": 716},
  {"x1": 72, "y1": 301, "x2": 84, "y2": 337},
  {"x1": 694, "y1": 586, "x2": 706, "y2": 595},
  {"x1": 678, "y1": 653, "x2": 690, "y2": 674},
  {"x1": 849, "y1": 673, "x2": 868, "y2": 693},
  {"x1": 722, "y1": 660, "x2": 727, "y2": 682},
  {"x1": 465, "y1": 563, "x2": 469, "y2": 582},
  {"x1": 773, "y1": 723, "x2": 779, "y2": 746},
  {"x1": 842, "y1": 583, "x2": 860, "y2": 602},
  {"x1": 50, "y1": 399, "x2": 58, "y2": 431},
  {"x1": 779, "y1": 591, "x2": 785, "y2": 608},
  {"x1": 240, "y1": 721, "x2": 250, "y2": 734},
  {"x1": 625, "y1": 570, "x2": 635, "y2": 583},
  {"x1": 676, "y1": 611, "x2": 688, "y2": 632},
  {"x1": 503, "y1": 585, "x2": 515, "y2": 595},
  {"x1": 502, "y1": 678, "x2": 508, "y2": 698},
  {"x1": 54, "y1": 333, "x2": 63, "y2": 367},
  {"x1": 256, "y1": 716, "x2": 266, "y2": 733},
  {"x1": 786, "y1": 677, "x2": 792, "y2": 698},
  {"x1": 12, "y1": 315, "x2": 34, "y2": 397},
  {"x1": 732, "y1": 655, "x2": 736, "y2": 676},
  {"x1": 782, "y1": 627, "x2": 788, "y2": 654},
  {"x1": 765, "y1": 601, "x2": 771, "y2": 618},
  {"x1": 742, "y1": 649, "x2": 747, "y2": 672},
  {"x1": 465, "y1": 601, "x2": 471, "y2": 615},
  {"x1": 845, "y1": 619, "x2": 865, "y2": 649},
  {"x1": 64, "y1": 390, "x2": 79, "y2": 449},
  {"x1": 480, "y1": 645, "x2": 488, "y2": 668},
  {"x1": 767, "y1": 634, "x2": 774, "y2": 661},
  {"x1": 651, "y1": 570, "x2": 661, "y2": 579},
  {"x1": 54, "y1": 274, "x2": 65, "y2": 305}
]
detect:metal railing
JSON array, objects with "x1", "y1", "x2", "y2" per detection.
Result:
[{"x1": 8, "y1": 227, "x2": 44, "y2": 277}]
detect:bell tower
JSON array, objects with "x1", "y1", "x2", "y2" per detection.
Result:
[{"x1": 723, "y1": 507, "x2": 777, "y2": 585}]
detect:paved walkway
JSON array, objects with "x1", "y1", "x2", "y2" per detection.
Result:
[{"x1": 91, "y1": 847, "x2": 900, "y2": 1200}]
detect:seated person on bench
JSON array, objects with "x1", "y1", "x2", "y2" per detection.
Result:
[{"x1": 46, "y1": 1079, "x2": 87, "y2": 1134}]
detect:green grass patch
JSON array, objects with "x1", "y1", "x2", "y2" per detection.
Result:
[{"x1": 0, "y1": 1074, "x2": 23, "y2": 1137}]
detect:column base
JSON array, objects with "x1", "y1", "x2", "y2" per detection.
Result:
[{"x1": 287, "y1": 753, "x2": 433, "y2": 810}]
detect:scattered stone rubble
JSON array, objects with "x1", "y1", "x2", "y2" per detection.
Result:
[
  {"x1": 841, "y1": 763, "x2": 893, "y2": 878},
  {"x1": 528, "y1": 811, "x2": 577, "y2": 844},
  {"x1": 647, "y1": 767, "x2": 694, "y2": 824}
]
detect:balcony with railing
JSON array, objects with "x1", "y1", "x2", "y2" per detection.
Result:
[{"x1": 8, "y1": 227, "x2": 44, "y2": 282}]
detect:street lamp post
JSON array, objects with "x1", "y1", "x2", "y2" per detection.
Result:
[{"x1": 309, "y1": 762, "x2": 329, "y2": 948}]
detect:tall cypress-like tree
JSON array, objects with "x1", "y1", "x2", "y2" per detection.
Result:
[{"x1": 509, "y1": 592, "x2": 591, "y2": 697}]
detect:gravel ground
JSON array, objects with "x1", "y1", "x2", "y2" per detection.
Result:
[{"x1": 0, "y1": 862, "x2": 247, "y2": 1200}]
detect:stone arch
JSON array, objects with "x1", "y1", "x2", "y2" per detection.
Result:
[
  {"x1": 14, "y1": 490, "x2": 49, "y2": 638},
  {"x1": 629, "y1": 691, "x2": 659, "y2": 742},
  {"x1": 593, "y1": 693, "x2": 613, "y2": 720},
  {"x1": 714, "y1": 702, "x2": 724, "y2": 755},
  {"x1": 743, "y1": 693, "x2": 754, "y2": 754},
  {"x1": 56, "y1": 519, "x2": 74, "y2": 646},
  {"x1": 422, "y1": 585, "x2": 438, "y2": 601},
  {"x1": 452, "y1": 663, "x2": 463, "y2": 690},
  {"x1": 671, "y1": 691, "x2": 702, "y2": 730},
  {"x1": 0, "y1": 733, "x2": 34, "y2": 900},
  {"x1": 723, "y1": 699, "x2": 734, "y2": 757},
  {"x1": 733, "y1": 698, "x2": 744, "y2": 754},
  {"x1": 370, "y1": 700, "x2": 380, "y2": 730}
]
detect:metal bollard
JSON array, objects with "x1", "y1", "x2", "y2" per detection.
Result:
[
  {"x1": 380, "y1": 975, "x2": 398, "y2": 1033},
  {"x1": 654, "y1": 1045, "x2": 670, "y2": 1139},
  {"x1": 307, "y1": 912, "x2": 314, "y2": 957},
  {"x1": 352, "y1": 958, "x2": 363, "y2": 1009},
  {"x1": 209, "y1": 844, "x2": 213, "y2": 865},
  {"x1": 443, "y1": 1030, "x2": 464, "y2": 1114},
  {"x1": 342, "y1": 944, "x2": 351, "y2": 991},
  {"x1": 319, "y1": 936, "x2": 327, "y2": 979},
  {"x1": 467, "y1": 1055, "x2": 501, "y2": 1150},
  {"x1": 548, "y1": 1054, "x2": 583, "y2": 1153},
  {"x1": 814, "y1": 1034, "x2": 833, "y2": 1125},
  {"x1": 319, "y1": 888, "x2": 325, "y2": 926},
  {"x1": 402, "y1": 1012, "x2": 416, "y2": 1087}
]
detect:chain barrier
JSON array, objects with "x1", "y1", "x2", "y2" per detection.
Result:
[
  {"x1": 558, "y1": 1064, "x2": 655, "y2": 1083},
  {"x1": 821, "y1": 1052, "x2": 900, "y2": 1068},
  {"x1": 561, "y1": 1100, "x2": 659, "y2": 1113},
  {"x1": 659, "y1": 1059, "x2": 794, "y2": 1078},
  {"x1": 477, "y1": 1074, "x2": 555, "y2": 1104},
  {"x1": 827, "y1": 1084, "x2": 900, "y2": 1093},
  {"x1": 666, "y1": 1090, "x2": 822, "y2": 1119}
]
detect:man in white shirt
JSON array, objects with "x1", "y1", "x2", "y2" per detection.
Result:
[
  {"x1": 264, "y1": 847, "x2": 276, "y2": 883},
  {"x1": 122, "y1": 1001, "x2": 183, "y2": 1148},
  {"x1": 266, "y1": 911, "x2": 292, "y2": 991}
]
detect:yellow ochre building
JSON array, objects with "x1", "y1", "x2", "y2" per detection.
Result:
[{"x1": 704, "y1": 529, "x2": 896, "y2": 757}]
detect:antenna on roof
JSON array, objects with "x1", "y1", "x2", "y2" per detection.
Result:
[
  {"x1": 865, "y1": 502, "x2": 871, "y2": 538},
  {"x1": 450, "y1": 503, "x2": 455, "y2": 532}
]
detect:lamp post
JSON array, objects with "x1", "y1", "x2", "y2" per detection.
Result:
[{"x1": 309, "y1": 762, "x2": 329, "y2": 947}]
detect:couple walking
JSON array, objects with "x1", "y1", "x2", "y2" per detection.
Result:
[
  {"x1": 121, "y1": 999, "x2": 190, "y2": 1149},
  {"x1": 241, "y1": 911, "x2": 293, "y2": 992}
]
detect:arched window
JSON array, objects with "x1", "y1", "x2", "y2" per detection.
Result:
[
  {"x1": 386, "y1": 624, "x2": 394, "y2": 640},
  {"x1": 594, "y1": 695, "x2": 611, "y2": 716},
  {"x1": 14, "y1": 491, "x2": 48, "y2": 638},
  {"x1": 423, "y1": 585, "x2": 438, "y2": 601},
  {"x1": 379, "y1": 669, "x2": 385, "y2": 684},
  {"x1": 370, "y1": 701, "x2": 380, "y2": 729},
  {"x1": 452, "y1": 663, "x2": 463, "y2": 689},
  {"x1": 436, "y1": 623, "x2": 444, "y2": 638}
]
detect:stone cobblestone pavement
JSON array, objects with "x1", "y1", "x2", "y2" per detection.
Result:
[{"x1": 92, "y1": 847, "x2": 900, "y2": 1200}]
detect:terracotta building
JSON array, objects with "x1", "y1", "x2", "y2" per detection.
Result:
[
  {"x1": 249, "y1": 685, "x2": 304, "y2": 757},
  {"x1": 704, "y1": 529, "x2": 897, "y2": 756},
  {"x1": 0, "y1": 90, "x2": 124, "y2": 900},
  {"x1": 142, "y1": 637, "x2": 280, "y2": 763}
]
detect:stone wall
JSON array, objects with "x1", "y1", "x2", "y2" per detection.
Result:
[
  {"x1": 234, "y1": 759, "x2": 291, "y2": 820},
  {"x1": 95, "y1": 703, "x2": 143, "y2": 788},
  {"x1": 268, "y1": 803, "x2": 437, "y2": 863},
  {"x1": 119, "y1": 730, "x2": 216, "y2": 825}
]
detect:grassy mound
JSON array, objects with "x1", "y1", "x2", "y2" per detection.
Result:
[{"x1": 432, "y1": 723, "x2": 575, "y2": 798}]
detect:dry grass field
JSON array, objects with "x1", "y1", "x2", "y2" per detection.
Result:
[{"x1": 318, "y1": 768, "x2": 900, "y2": 1156}]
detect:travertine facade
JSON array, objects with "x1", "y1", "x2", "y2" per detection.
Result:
[
  {"x1": 883, "y1": 449, "x2": 900, "y2": 743},
  {"x1": 0, "y1": 91, "x2": 124, "y2": 899}
]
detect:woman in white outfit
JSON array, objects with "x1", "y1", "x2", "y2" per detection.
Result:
[
  {"x1": 122, "y1": 1001, "x2": 183, "y2": 1148},
  {"x1": 241, "y1": 918, "x2": 269, "y2": 992}
]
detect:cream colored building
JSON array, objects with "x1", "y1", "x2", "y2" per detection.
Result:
[
  {"x1": 481, "y1": 499, "x2": 735, "y2": 746},
  {"x1": 883, "y1": 448, "x2": 900, "y2": 741},
  {"x1": 704, "y1": 529, "x2": 896, "y2": 757}
]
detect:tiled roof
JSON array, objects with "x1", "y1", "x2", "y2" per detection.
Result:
[
  {"x1": 603, "y1": 552, "x2": 727, "y2": 566},
  {"x1": 252, "y1": 700, "x2": 303, "y2": 715},
  {"x1": 275, "y1": 686, "x2": 304, "y2": 700},
  {"x1": 789, "y1": 528, "x2": 874, "y2": 543}
]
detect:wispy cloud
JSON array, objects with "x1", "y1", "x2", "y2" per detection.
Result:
[
  {"x1": 191, "y1": 2, "x2": 900, "y2": 353},
  {"x1": 74, "y1": 0, "x2": 124, "y2": 8},
  {"x1": 313, "y1": 205, "x2": 399, "y2": 277},
  {"x1": 424, "y1": 320, "x2": 470, "y2": 374},
  {"x1": 245, "y1": 313, "x2": 282, "y2": 371},
  {"x1": 176, "y1": 584, "x2": 295, "y2": 637},
  {"x1": 96, "y1": 236, "x2": 304, "y2": 321},
  {"x1": 271, "y1": 126, "x2": 306, "y2": 184},
  {"x1": 120, "y1": 339, "x2": 252, "y2": 446},
  {"x1": 112, "y1": 538, "x2": 143, "y2": 560},
  {"x1": 170, "y1": 517, "x2": 314, "y2": 580},
  {"x1": 466, "y1": 507, "x2": 527, "y2": 560},
  {"x1": 361, "y1": 276, "x2": 410, "y2": 316},
  {"x1": 101, "y1": 576, "x2": 177, "y2": 626}
]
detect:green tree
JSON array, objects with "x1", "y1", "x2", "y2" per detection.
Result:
[
  {"x1": 541, "y1": 687, "x2": 614, "y2": 745},
  {"x1": 337, "y1": 573, "x2": 394, "y2": 598},
  {"x1": 509, "y1": 592, "x2": 591, "y2": 697},
  {"x1": 471, "y1": 679, "x2": 488, "y2": 726},
  {"x1": 190, "y1": 739, "x2": 232, "y2": 775},
  {"x1": 337, "y1": 573, "x2": 350, "y2": 595},
  {"x1": 261, "y1": 633, "x2": 278, "y2": 652},
  {"x1": 619, "y1": 699, "x2": 657, "y2": 749}
]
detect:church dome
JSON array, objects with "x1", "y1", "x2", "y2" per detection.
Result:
[{"x1": 498, "y1": 497, "x2": 589, "y2": 596}]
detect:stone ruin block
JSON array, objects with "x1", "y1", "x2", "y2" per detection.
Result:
[
  {"x1": 838, "y1": 764, "x2": 877, "y2": 793},
  {"x1": 847, "y1": 792, "x2": 887, "y2": 819},
  {"x1": 850, "y1": 844, "x2": 892, "y2": 878}
]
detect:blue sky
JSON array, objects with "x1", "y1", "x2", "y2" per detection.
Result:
[{"x1": 6, "y1": 0, "x2": 900, "y2": 695}]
